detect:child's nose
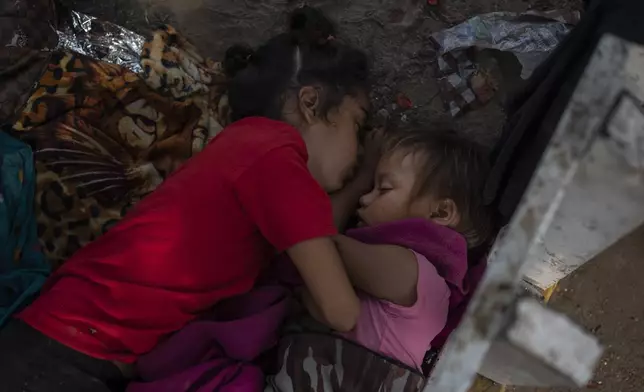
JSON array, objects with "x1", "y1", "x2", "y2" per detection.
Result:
[{"x1": 360, "y1": 190, "x2": 375, "y2": 208}]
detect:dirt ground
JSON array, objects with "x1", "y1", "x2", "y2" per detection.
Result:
[
  {"x1": 57, "y1": 0, "x2": 578, "y2": 148},
  {"x1": 55, "y1": 1, "x2": 644, "y2": 392}
]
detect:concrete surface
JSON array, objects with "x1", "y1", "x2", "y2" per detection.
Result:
[
  {"x1": 513, "y1": 224, "x2": 644, "y2": 392},
  {"x1": 520, "y1": 37, "x2": 644, "y2": 293}
]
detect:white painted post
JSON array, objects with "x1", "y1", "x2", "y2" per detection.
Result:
[
  {"x1": 426, "y1": 34, "x2": 644, "y2": 391},
  {"x1": 478, "y1": 298, "x2": 602, "y2": 387}
]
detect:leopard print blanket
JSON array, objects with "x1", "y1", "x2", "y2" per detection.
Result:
[{"x1": 8, "y1": 22, "x2": 231, "y2": 267}]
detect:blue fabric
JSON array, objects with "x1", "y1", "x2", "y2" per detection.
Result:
[{"x1": 0, "y1": 132, "x2": 49, "y2": 326}]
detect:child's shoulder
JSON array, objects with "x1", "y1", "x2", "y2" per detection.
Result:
[
  {"x1": 412, "y1": 251, "x2": 450, "y2": 295},
  {"x1": 387, "y1": 250, "x2": 450, "y2": 317},
  {"x1": 220, "y1": 117, "x2": 304, "y2": 152},
  {"x1": 203, "y1": 117, "x2": 307, "y2": 178}
]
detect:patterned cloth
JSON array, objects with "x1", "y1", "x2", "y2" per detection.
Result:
[
  {"x1": 7, "y1": 21, "x2": 230, "y2": 267},
  {"x1": 0, "y1": 0, "x2": 58, "y2": 125},
  {"x1": 0, "y1": 132, "x2": 49, "y2": 326},
  {"x1": 267, "y1": 332, "x2": 426, "y2": 392}
]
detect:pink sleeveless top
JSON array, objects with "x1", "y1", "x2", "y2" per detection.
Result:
[{"x1": 340, "y1": 251, "x2": 450, "y2": 370}]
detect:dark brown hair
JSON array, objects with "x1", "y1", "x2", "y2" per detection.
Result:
[
  {"x1": 224, "y1": 6, "x2": 370, "y2": 122},
  {"x1": 383, "y1": 128, "x2": 495, "y2": 248}
]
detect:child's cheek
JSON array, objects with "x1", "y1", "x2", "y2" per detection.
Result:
[{"x1": 375, "y1": 200, "x2": 397, "y2": 224}]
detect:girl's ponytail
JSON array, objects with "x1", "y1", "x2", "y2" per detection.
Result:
[
  {"x1": 226, "y1": 6, "x2": 369, "y2": 122},
  {"x1": 289, "y1": 6, "x2": 335, "y2": 48},
  {"x1": 223, "y1": 45, "x2": 255, "y2": 78}
]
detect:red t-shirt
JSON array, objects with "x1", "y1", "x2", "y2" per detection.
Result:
[{"x1": 19, "y1": 117, "x2": 336, "y2": 363}]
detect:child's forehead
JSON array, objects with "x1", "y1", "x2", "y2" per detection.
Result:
[
  {"x1": 379, "y1": 148, "x2": 426, "y2": 174},
  {"x1": 340, "y1": 91, "x2": 370, "y2": 111}
]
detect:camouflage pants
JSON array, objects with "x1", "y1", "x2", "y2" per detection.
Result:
[{"x1": 266, "y1": 332, "x2": 426, "y2": 392}]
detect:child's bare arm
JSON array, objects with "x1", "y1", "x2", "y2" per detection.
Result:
[
  {"x1": 333, "y1": 235, "x2": 419, "y2": 307},
  {"x1": 287, "y1": 237, "x2": 361, "y2": 332},
  {"x1": 299, "y1": 287, "x2": 326, "y2": 324}
]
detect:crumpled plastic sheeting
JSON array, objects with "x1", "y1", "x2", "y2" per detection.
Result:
[
  {"x1": 56, "y1": 11, "x2": 145, "y2": 73},
  {"x1": 433, "y1": 11, "x2": 579, "y2": 78},
  {"x1": 431, "y1": 10, "x2": 580, "y2": 117},
  {"x1": 5, "y1": 27, "x2": 29, "y2": 49}
]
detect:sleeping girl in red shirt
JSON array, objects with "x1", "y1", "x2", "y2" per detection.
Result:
[{"x1": 0, "y1": 7, "x2": 375, "y2": 392}]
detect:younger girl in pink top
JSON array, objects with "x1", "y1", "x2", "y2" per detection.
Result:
[{"x1": 302, "y1": 128, "x2": 495, "y2": 370}]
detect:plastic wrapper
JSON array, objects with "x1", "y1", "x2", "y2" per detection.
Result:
[
  {"x1": 432, "y1": 11, "x2": 580, "y2": 78},
  {"x1": 56, "y1": 11, "x2": 145, "y2": 73},
  {"x1": 431, "y1": 10, "x2": 580, "y2": 116}
]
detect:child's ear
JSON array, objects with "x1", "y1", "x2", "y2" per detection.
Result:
[
  {"x1": 298, "y1": 86, "x2": 320, "y2": 124},
  {"x1": 430, "y1": 199, "x2": 461, "y2": 228}
]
